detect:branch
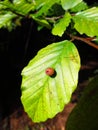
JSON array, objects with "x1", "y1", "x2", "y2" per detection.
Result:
[
  {"x1": 45, "y1": 15, "x2": 63, "y2": 21},
  {"x1": 69, "y1": 34, "x2": 98, "y2": 50}
]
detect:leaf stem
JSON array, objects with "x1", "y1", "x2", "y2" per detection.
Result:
[
  {"x1": 69, "y1": 34, "x2": 98, "y2": 50},
  {"x1": 45, "y1": 15, "x2": 63, "y2": 21}
]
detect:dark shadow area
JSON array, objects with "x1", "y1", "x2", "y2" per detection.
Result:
[{"x1": 0, "y1": 19, "x2": 60, "y2": 120}]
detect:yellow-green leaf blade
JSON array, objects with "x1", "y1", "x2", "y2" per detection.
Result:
[
  {"x1": 61, "y1": 0, "x2": 82, "y2": 10},
  {"x1": 34, "y1": 0, "x2": 60, "y2": 17},
  {"x1": 21, "y1": 40, "x2": 80, "y2": 122},
  {"x1": 73, "y1": 7, "x2": 98, "y2": 36},
  {"x1": 0, "y1": 12, "x2": 16, "y2": 28},
  {"x1": 52, "y1": 12, "x2": 71, "y2": 37}
]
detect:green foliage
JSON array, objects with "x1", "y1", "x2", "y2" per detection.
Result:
[
  {"x1": 21, "y1": 40, "x2": 80, "y2": 122},
  {"x1": 31, "y1": 16, "x2": 52, "y2": 29},
  {"x1": 0, "y1": 0, "x2": 35, "y2": 29},
  {"x1": 70, "y1": 1, "x2": 88, "y2": 12},
  {"x1": 0, "y1": 0, "x2": 98, "y2": 124},
  {"x1": 52, "y1": 12, "x2": 71, "y2": 36},
  {"x1": 66, "y1": 75, "x2": 98, "y2": 130},
  {"x1": 0, "y1": 0, "x2": 98, "y2": 37},
  {"x1": 73, "y1": 7, "x2": 98, "y2": 36},
  {"x1": 0, "y1": 12, "x2": 16, "y2": 30},
  {"x1": 61, "y1": 0, "x2": 82, "y2": 10},
  {"x1": 33, "y1": 0, "x2": 60, "y2": 17}
]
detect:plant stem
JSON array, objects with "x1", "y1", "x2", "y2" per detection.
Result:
[
  {"x1": 69, "y1": 34, "x2": 98, "y2": 50},
  {"x1": 45, "y1": 15, "x2": 63, "y2": 21}
]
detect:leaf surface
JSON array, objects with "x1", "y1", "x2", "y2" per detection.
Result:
[
  {"x1": 61, "y1": 0, "x2": 82, "y2": 10},
  {"x1": 70, "y1": 1, "x2": 88, "y2": 12},
  {"x1": 73, "y1": 7, "x2": 98, "y2": 36},
  {"x1": 0, "y1": 0, "x2": 35, "y2": 15},
  {"x1": 33, "y1": 0, "x2": 60, "y2": 17},
  {"x1": 0, "y1": 12, "x2": 16, "y2": 28},
  {"x1": 21, "y1": 40, "x2": 80, "y2": 122},
  {"x1": 31, "y1": 16, "x2": 51, "y2": 29},
  {"x1": 52, "y1": 12, "x2": 71, "y2": 36},
  {"x1": 0, "y1": 0, "x2": 35, "y2": 29}
]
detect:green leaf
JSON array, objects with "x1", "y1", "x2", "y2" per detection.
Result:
[
  {"x1": 61, "y1": 0, "x2": 82, "y2": 10},
  {"x1": 0, "y1": 12, "x2": 16, "y2": 29},
  {"x1": 12, "y1": 1, "x2": 35, "y2": 15},
  {"x1": 66, "y1": 75, "x2": 98, "y2": 130},
  {"x1": 52, "y1": 12, "x2": 71, "y2": 37},
  {"x1": 31, "y1": 16, "x2": 51, "y2": 29},
  {"x1": 33, "y1": 0, "x2": 60, "y2": 17},
  {"x1": 0, "y1": 0, "x2": 35, "y2": 16},
  {"x1": 33, "y1": 0, "x2": 47, "y2": 9},
  {"x1": 70, "y1": 1, "x2": 88, "y2": 12},
  {"x1": 73, "y1": 7, "x2": 98, "y2": 37},
  {"x1": 21, "y1": 40, "x2": 80, "y2": 122}
]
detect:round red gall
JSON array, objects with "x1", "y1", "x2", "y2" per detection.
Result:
[{"x1": 45, "y1": 68, "x2": 55, "y2": 76}]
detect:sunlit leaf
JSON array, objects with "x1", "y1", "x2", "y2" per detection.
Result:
[
  {"x1": 13, "y1": 1, "x2": 35, "y2": 15},
  {"x1": 33, "y1": 0, "x2": 60, "y2": 17},
  {"x1": 52, "y1": 12, "x2": 71, "y2": 36},
  {"x1": 61, "y1": 0, "x2": 82, "y2": 10},
  {"x1": 21, "y1": 40, "x2": 80, "y2": 122},
  {"x1": 73, "y1": 7, "x2": 98, "y2": 36},
  {"x1": 33, "y1": 0, "x2": 47, "y2": 9},
  {"x1": 0, "y1": 12, "x2": 16, "y2": 28},
  {"x1": 31, "y1": 16, "x2": 51, "y2": 29},
  {"x1": 70, "y1": 1, "x2": 88, "y2": 12},
  {"x1": 0, "y1": 0, "x2": 35, "y2": 15}
]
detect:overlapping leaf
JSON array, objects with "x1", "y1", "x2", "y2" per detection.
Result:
[
  {"x1": 70, "y1": 1, "x2": 88, "y2": 12},
  {"x1": 33, "y1": 0, "x2": 47, "y2": 9},
  {"x1": 73, "y1": 7, "x2": 98, "y2": 36},
  {"x1": 61, "y1": 0, "x2": 82, "y2": 10},
  {"x1": 21, "y1": 40, "x2": 80, "y2": 122},
  {"x1": 31, "y1": 16, "x2": 51, "y2": 29},
  {"x1": 33, "y1": 0, "x2": 60, "y2": 17},
  {"x1": 0, "y1": 0, "x2": 35, "y2": 28},
  {"x1": 0, "y1": 12, "x2": 16, "y2": 28},
  {"x1": 0, "y1": 0, "x2": 35, "y2": 15},
  {"x1": 52, "y1": 12, "x2": 71, "y2": 36}
]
